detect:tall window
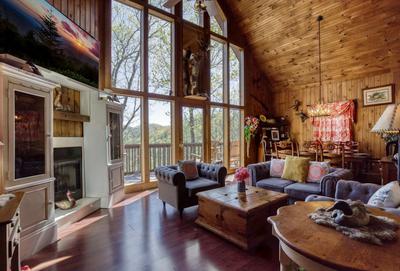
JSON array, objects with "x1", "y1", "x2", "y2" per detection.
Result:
[
  {"x1": 229, "y1": 109, "x2": 242, "y2": 169},
  {"x1": 148, "y1": 15, "x2": 172, "y2": 95},
  {"x1": 210, "y1": 39, "x2": 224, "y2": 103},
  {"x1": 211, "y1": 107, "x2": 224, "y2": 163},
  {"x1": 209, "y1": 2, "x2": 226, "y2": 36},
  {"x1": 111, "y1": 1, "x2": 142, "y2": 91},
  {"x1": 119, "y1": 96, "x2": 142, "y2": 184},
  {"x1": 149, "y1": 0, "x2": 172, "y2": 12},
  {"x1": 182, "y1": 107, "x2": 203, "y2": 160},
  {"x1": 229, "y1": 46, "x2": 242, "y2": 105},
  {"x1": 149, "y1": 100, "x2": 172, "y2": 179},
  {"x1": 182, "y1": 0, "x2": 202, "y2": 26}
]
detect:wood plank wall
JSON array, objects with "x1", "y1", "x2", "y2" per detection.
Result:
[
  {"x1": 46, "y1": 0, "x2": 98, "y2": 137},
  {"x1": 46, "y1": 0, "x2": 99, "y2": 39},
  {"x1": 271, "y1": 70, "x2": 400, "y2": 159}
]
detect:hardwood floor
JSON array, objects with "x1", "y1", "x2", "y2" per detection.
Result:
[{"x1": 23, "y1": 190, "x2": 280, "y2": 271}]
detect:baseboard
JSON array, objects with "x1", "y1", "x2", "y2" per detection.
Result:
[{"x1": 20, "y1": 221, "x2": 58, "y2": 260}]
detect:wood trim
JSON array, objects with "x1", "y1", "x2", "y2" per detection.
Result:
[{"x1": 53, "y1": 111, "x2": 90, "y2": 122}]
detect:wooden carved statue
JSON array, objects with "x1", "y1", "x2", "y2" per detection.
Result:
[{"x1": 54, "y1": 88, "x2": 63, "y2": 110}]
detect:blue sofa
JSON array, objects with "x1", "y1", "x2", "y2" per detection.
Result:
[
  {"x1": 247, "y1": 161, "x2": 352, "y2": 203},
  {"x1": 306, "y1": 180, "x2": 400, "y2": 216}
]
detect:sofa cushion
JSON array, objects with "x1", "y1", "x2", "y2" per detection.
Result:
[
  {"x1": 367, "y1": 181, "x2": 400, "y2": 208},
  {"x1": 284, "y1": 182, "x2": 321, "y2": 201},
  {"x1": 178, "y1": 160, "x2": 199, "y2": 180},
  {"x1": 269, "y1": 159, "x2": 285, "y2": 177},
  {"x1": 256, "y1": 177, "x2": 294, "y2": 192},
  {"x1": 307, "y1": 162, "x2": 330, "y2": 183},
  {"x1": 185, "y1": 178, "x2": 220, "y2": 197},
  {"x1": 282, "y1": 156, "x2": 310, "y2": 182}
]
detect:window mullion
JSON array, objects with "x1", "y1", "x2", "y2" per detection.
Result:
[{"x1": 142, "y1": 6, "x2": 150, "y2": 183}]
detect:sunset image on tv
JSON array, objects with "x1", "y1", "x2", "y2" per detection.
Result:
[{"x1": 0, "y1": 0, "x2": 99, "y2": 87}]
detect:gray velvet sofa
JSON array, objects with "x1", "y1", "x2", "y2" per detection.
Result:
[
  {"x1": 155, "y1": 163, "x2": 227, "y2": 217},
  {"x1": 306, "y1": 180, "x2": 400, "y2": 216},
  {"x1": 247, "y1": 161, "x2": 352, "y2": 203}
]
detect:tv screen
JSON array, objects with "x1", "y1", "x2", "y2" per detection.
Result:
[{"x1": 0, "y1": 0, "x2": 99, "y2": 88}]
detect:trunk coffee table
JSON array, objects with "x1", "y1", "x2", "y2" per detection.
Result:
[{"x1": 195, "y1": 184, "x2": 288, "y2": 250}]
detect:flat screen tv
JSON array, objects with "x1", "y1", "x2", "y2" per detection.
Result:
[{"x1": 0, "y1": 0, "x2": 99, "y2": 88}]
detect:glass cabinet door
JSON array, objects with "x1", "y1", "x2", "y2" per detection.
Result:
[
  {"x1": 108, "y1": 110, "x2": 123, "y2": 162},
  {"x1": 14, "y1": 91, "x2": 46, "y2": 179}
]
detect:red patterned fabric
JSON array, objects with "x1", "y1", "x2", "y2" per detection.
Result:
[{"x1": 311, "y1": 100, "x2": 355, "y2": 142}]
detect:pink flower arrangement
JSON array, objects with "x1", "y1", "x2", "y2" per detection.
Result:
[{"x1": 234, "y1": 167, "x2": 250, "y2": 182}]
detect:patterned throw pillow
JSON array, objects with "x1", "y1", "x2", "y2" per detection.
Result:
[
  {"x1": 178, "y1": 160, "x2": 199, "y2": 180},
  {"x1": 269, "y1": 159, "x2": 285, "y2": 177},
  {"x1": 281, "y1": 156, "x2": 310, "y2": 183},
  {"x1": 307, "y1": 162, "x2": 330, "y2": 183},
  {"x1": 367, "y1": 181, "x2": 400, "y2": 208}
]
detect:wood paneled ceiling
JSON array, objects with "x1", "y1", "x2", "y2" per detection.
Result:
[{"x1": 227, "y1": 0, "x2": 400, "y2": 88}]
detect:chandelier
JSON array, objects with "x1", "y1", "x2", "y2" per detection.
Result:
[
  {"x1": 194, "y1": 0, "x2": 207, "y2": 12},
  {"x1": 307, "y1": 15, "x2": 331, "y2": 118}
]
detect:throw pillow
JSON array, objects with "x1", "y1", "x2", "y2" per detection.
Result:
[
  {"x1": 281, "y1": 156, "x2": 310, "y2": 183},
  {"x1": 367, "y1": 181, "x2": 400, "y2": 208},
  {"x1": 269, "y1": 159, "x2": 285, "y2": 177},
  {"x1": 307, "y1": 162, "x2": 330, "y2": 183},
  {"x1": 178, "y1": 160, "x2": 199, "y2": 180}
]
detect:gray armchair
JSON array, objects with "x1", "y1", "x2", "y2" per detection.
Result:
[
  {"x1": 247, "y1": 161, "x2": 352, "y2": 203},
  {"x1": 155, "y1": 163, "x2": 227, "y2": 217},
  {"x1": 306, "y1": 180, "x2": 400, "y2": 216}
]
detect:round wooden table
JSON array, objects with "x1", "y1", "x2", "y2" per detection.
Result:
[{"x1": 268, "y1": 201, "x2": 400, "y2": 271}]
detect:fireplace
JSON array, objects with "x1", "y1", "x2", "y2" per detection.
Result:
[{"x1": 54, "y1": 147, "x2": 83, "y2": 203}]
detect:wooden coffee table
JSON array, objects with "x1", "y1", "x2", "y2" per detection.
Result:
[
  {"x1": 195, "y1": 184, "x2": 288, "y2": 250},
  {"x1": 268, "y1": 201, "x2": 400, "y2": 271}
]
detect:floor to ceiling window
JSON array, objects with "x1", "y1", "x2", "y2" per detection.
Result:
[{"x1": 110, "y1": 0, "x2": 245, "y2": 189}]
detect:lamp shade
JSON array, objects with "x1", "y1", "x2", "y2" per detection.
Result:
[{"x1": 371, "y1": 104, "x2": 400, "y2": 134}]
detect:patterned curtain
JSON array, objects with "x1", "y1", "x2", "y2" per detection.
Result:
[{"x1": 311, "y1": 100, "x2": 355, "y2": 142}]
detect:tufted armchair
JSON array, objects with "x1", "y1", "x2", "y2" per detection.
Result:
[
  {"x1": 247, "y1": 161, "x2": 352, "y2": 203},
  {"x1": 155, "y1": 163, "x2": 227, "y2": 217},
  {"x1": 306, "y1": 180, "x2": 400, "y2": 216}
]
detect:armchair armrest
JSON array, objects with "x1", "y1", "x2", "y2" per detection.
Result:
[
  {"x1": 247, "y1": 162, "x2": 271, "y2": 186},
  {"x1": 197, "y1": 163, "x2": 227, "y2": 186},
  {"x1": 320, "y1": 168, "x2": 352, "y2": 197},
  {"x1": 155, "y1": 166, "x2": 186, "y2": 187}
]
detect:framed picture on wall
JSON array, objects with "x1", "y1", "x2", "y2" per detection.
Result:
[
  {"x1": 363, "y1": 84, "x2": 395, "y2": 106},
  {"x1": 271, "y1": 130, "x2": 280, "y2": 141}
]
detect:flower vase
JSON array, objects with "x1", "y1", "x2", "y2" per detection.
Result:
[{"x1": 237, "y1": 181, "x2": 246, "y2": 193}]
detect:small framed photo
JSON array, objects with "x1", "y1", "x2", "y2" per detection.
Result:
[
  {"x1": 271, "y1": 130, "x2": 280, "y2": 141},
  {"x1": 363, "y1": 84, "x2": 394, "y2": 107}
]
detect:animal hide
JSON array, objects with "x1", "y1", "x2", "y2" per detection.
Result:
[{"x1": 309, "y1": 201, "x2": 399, "y2": 245}]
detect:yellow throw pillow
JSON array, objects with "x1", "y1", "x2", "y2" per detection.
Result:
[{"x1": 281, "y1": 156, "x2": 310, "y2": 182}]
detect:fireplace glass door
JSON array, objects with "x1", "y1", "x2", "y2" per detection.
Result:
[{"x1": 54, "y1": 147, "x2": 83, "y2": 202}]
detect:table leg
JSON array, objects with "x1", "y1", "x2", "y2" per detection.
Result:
[{"x1": 279, "y1": 242, "x2": 295, "y2": 271}]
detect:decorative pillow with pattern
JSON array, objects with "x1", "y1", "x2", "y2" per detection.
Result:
[
  {"x1": 178, "y1": 160, "x2": 199, "y2": 180},
  {"x1": 269, "y1": 159, "x2": 286, "y2": 178},
  {"x1": 367, "y1": 181, "x2": 400, "y2": 208},
  {"x1": 307, "y1": 162, "x2": 330, "y2": 183}
]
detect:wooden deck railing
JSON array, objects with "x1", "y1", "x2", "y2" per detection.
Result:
[{"x1": 124, "y1": 143, "x2": 206, "y2": 175}]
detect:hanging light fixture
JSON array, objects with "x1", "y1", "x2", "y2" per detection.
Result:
[
  {"x1": 194, "y1": 0, "x2": 207, "y2": 12},
  {"x1": 308, "y1": 15, "x2": 331, "y2": 118}
]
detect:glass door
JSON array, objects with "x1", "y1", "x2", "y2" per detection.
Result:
[{"x1": 182, "y1": 106, "x2": 204, "y2": 161}]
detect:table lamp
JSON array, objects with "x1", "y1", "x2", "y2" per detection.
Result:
[{"x1": 371, "y1": 104, "x2": 400, "y2": 180}]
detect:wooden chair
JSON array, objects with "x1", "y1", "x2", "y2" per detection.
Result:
[
  {"x1": 321, "y1": 141, "x2": 345, "y2": 168},
  {"x1": 273, "y1": 140, "x2": 297, "y2": 159},
  {"x1": 299, "y1": 141, "x2": 322, "y2": 161}
]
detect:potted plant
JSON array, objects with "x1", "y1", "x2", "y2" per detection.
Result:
[
  {"x1": 244, "y1": 116, "x2": 260, "y2": 158},
  {"x1": 234, "y1": 167, "x2": 249, "y2": 194}
]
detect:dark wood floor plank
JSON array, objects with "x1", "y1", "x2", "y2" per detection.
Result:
[{"x1": 23, "y1": 191, "x2": 279, "y2": 271}]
